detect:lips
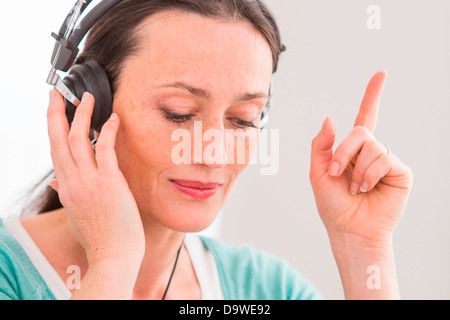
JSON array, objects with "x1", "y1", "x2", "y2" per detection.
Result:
[
  {"x1": 171, "y1": 180, "x2": 220, "y2": 190},
  {"x1": 170, "y1": 180, "x2": 221, "y2": 199}
]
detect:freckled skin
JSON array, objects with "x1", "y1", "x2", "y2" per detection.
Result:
[{"x1": 94, "y1": 9, "x2": 273, "y2": 232}]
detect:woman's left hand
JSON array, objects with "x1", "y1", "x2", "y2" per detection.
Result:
[{"x1": 309, "y1": 71, "x2": 414, "y2": 243}]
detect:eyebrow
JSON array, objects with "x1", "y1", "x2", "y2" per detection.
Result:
[{"x1": 156, "y1": 81, "x2": 268, "y2": 103}]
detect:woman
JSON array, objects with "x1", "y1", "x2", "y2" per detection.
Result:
[{"x1": 0, "y1": 0, "x2": 413, "y2": 300}]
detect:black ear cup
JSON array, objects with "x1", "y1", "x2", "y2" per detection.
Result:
[
  {"x1": 259, "y1": 80, "x2": 273, "y2": 131},
  {"x1": 62, "y1": 58, "x2": 113, "y2": 135}
]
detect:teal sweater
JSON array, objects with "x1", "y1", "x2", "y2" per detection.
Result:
[{"x1": 0, "y1": 219, "x2": 322, "y2": 300}]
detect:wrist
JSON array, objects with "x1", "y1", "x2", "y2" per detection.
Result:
[
  {"x1": 327, "y1": 231, "x2": 393, "y2": 261},
  {"x1": 326, "y1": 231, "x2": 400, "y2": 299},
  {"x1": 86, "y1": 246, "x2": 145, "y2": 268},
  {"x1": 72, "y1": 255, "x2": 143, "y2": 300}
]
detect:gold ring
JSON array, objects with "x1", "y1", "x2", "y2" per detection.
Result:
[{"x1": 384, "y1": 144, "x2": 391, "y2": 156}]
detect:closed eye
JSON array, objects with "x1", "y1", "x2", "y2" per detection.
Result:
[
  {"x1": 161, "y1": 109, "x2": 258, "y2": 129},
  {"x1": 161, "y1": 110, "x2": 193, "y2": 123}
]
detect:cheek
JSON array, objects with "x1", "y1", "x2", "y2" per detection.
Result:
[
  {"x1": 113, "y1": 117, "x2": 176, "y2": 190},
  {"x1": 124, "y1": 112, "x2": 179, "y2": 162},
  {"x1": 141, "y1": 128, "x2": 175, "y2": 162}
]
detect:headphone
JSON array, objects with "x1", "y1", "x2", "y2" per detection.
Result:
[{"x1": 47, "y1": 0, "x2": 273, "y2": 138}]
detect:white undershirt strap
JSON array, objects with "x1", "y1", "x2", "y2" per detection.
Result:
[{"x1": 184, "y1": 233, "x2": 224, "y2": 300}]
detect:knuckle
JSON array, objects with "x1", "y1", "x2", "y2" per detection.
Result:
[
  {"x1": 353, "y1": 125, "x2": 372, "y2": 138},
  {"x1": 93, "y1": 141, "x2": 109, "y2": 152},
  {"x1": 363, "y1": 170, "x2": 376, "y2": 183},
  {"x1": 363, "y1": 139, "x2": 379, "y2": 153},
  {"x1": 353, "y1": 125, "x2": 367, "y2": 133},
  {"x1": 68, "y1": 132, "x2": 84, "y2": 145},
  {"x1": 49, "y1": 138, "x2": 65, "y2": 152},
  {"x1": 337, "y1": 147, "x2": 352, "y2": 161}
]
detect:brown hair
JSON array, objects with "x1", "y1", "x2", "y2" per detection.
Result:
[{"x1": 9, "y1": 0, "x2": 286, "y2": 217}]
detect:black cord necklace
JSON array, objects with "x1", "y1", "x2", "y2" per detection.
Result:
[{"x1": 161, "y1": 236, "x2": 185, "y2": 300}]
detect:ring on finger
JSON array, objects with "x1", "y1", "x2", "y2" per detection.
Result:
[{"x1": 384, "y1": 144, "x2": 391, "y2": 156}]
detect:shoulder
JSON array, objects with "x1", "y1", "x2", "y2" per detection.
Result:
[
  {"x1": 199, "y1": 236, "x2": 323, "y2": 300},
  {"x1": 0, "y1": 219, "x2": 55, "y2": 300}
]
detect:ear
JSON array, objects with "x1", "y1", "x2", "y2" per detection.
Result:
[{"x1": 49, "y1": 179, "x2": 59, "y2": 192}]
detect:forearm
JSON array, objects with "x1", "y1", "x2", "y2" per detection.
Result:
[
  {"x1": 328, "y1": 232, "x2": 400, "y2": 300},
  {"x1": 70, "y1": 253, "x2": 143, "y2": 300}
]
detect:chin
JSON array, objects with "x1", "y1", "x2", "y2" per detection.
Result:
[
  {"x1": 144, "y1": 203, "x2": 221, "y2": 233},
  {"x1": 160, "y1": 214, "x2": 218, "y2": 233},
  {"x1": 170, "y1": 219, "x2": 216, "y2": 233}
]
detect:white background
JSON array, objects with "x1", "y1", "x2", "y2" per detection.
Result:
[{"x1": 0, "y1": 0, "x2": 449, "y2": 299}]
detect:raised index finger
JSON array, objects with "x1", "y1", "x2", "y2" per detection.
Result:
[{"x1": 353, "y1": 70, "x2": 387, "y2": 133}]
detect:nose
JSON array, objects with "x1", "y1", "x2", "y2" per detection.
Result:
[
  {"x1": 193, "y1": 119, "x2": 228, "y2": 168},
  {"x1": 194, "y1": 152, "x2": 227, "y2": 168}
]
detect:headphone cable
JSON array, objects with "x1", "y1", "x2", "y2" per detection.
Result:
[{"x1": 161, "y1": 235, "x2": 185, "y2": 300}]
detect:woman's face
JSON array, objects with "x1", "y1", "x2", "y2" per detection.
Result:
[{"x1": 108, "y1": 10, "x2": 273, "y2": 232}]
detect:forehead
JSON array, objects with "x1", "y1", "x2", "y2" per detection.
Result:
[{"x1": 122, "y1": 9, "x2": 273, "y2": 95}]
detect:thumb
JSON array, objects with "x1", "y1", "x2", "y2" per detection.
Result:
[{"x1": 310, "y1": 114, "x2": 336, "y2": 182}]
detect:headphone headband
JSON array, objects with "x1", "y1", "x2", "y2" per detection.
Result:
[
  {"x1": 47, "y1": 0, "x2": 273, "y2": 130},
  {"x1": 48, "y1": 0, "x2": 122, "y2": 74}
]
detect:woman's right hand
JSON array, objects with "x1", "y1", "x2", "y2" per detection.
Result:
[{"x1": 47, "y1": 90, "x2": 145, "y2": 265}]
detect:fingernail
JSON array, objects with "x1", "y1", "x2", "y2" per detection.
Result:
[
  {"x1": 350, "y1": 182, "x2": 359, "y2": 195},
  {"x1": 322, "y1": 114, "x2": 329, "y2": 130},
  {"x1": 329, "y1": 161, "x2": 340, "y2": 176},
  {"x1": 81, "y1": 92, "x2": 90, "y2": 103},
  {"x1": 109, "y1": 113, "x2": 118, "y2": 120},
  {"x1": 360, "y1": 182, "x2": 369, "y2": 192}
]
